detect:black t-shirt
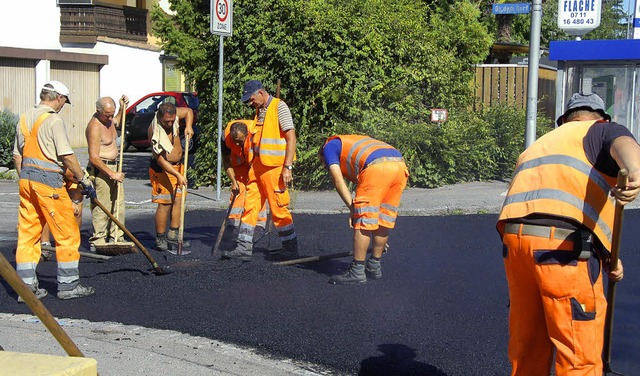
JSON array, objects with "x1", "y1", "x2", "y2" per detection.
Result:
[{"x1": 584, "y1": 121, "x2": 633, "y2": 177}]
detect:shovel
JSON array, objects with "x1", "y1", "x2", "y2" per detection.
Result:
[
  {"x1": 603, "y1": 169, "x2": 628, "y2": 375},
  {"x1": 177, "y1": 134, "x2": 191, "y2": 256},
  {"x1": 211, "y1": 192, "x2": 238, "y2": 257},
  {"x1": 91, "y1": 196, "x2": 172, "y2": 275}
]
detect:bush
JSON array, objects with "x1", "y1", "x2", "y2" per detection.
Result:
[{"x1": 0, "y1": 109, "x2": 18, "y2": 168}]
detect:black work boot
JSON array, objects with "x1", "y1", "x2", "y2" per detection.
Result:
[
  {"x1": 365, "y1": 257, "x2": 382, "y2": 280},
  {"x1": 219, "y1": 224, "x2": 239, "y2": 252},
  {"x1": 221, "y1": 238, "x2": 252, "y2": 261},
  {"x1": 155, "y1": 233, "x2": 169, "y2": 252},
  {"x1": 269, "y1": 237, "x2": 299, "y2": 261},
  {"x1": 166, "y1": 228, "x2": 191, "y2": 248},
  {"x1": 328, "y1": 261, "x2": 367, "y2": 285}
]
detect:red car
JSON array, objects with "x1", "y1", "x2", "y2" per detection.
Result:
[{"x1": 123, "y1": 91, "x2": 200, "y2": 151}]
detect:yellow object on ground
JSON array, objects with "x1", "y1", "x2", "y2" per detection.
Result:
[{"x1": 0, "y1": 351, "x2": 97, "y2": 376}]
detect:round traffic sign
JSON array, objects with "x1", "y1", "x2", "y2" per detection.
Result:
[{"x1": 215, "y1": 0, "x2": 229, "y2": 22}]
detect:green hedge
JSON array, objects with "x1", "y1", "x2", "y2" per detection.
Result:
[{"x1": 0, "y1": 109, "x2": 18, "y2": 168}]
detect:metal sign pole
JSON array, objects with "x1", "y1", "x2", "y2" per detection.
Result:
[
  {"x1": 216, "y1": 35, "x2": 224, "y2": 200},
  {"x1": 211, "y1": 0, "x2": 232, "y2": 200},
  {"x1": 524, "y1": 0, "x2": 542, "y2": 148}
]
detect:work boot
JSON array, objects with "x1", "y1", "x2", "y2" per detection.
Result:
[
  {"x1": 328, "y1": 261, "x2": 367, "y2": 285},
  {"x1": 268, "y1": 237, "x2": 299, "y2": 261},
  {"x1": 252, "y1": 226, "x2": 267, "y2": 242},
  {"x1": 166, "y1": 229, "x2": 191, "y2": 248},
  {"x1": 221, "y1": 248, "x2": 252, "y2": 261},
  {"x1": 40, "y1": 242, "x2": 55, "y2": 261},
  {"x1": 57, "y1": 284, "x2": 96, "y2": 300},
  {"x1": 155, "y1": 233, "x2": 169, "y2": 252},
  {"x1": 365, "y1": 257, "x2": 382, "y2": 280},
  {"x1": 17, "y1": 283, "x2": 48, "y2": 303},
  {"x1": 219, "y1": 224, "x2": 239, "y2": 252}
]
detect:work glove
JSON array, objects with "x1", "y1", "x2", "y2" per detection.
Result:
[{"x1": 79, "y1": 178, "x2": 97, "y2": 200}]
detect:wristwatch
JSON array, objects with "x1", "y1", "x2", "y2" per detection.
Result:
[{"x1": 284, "y1": 165, "x2": 293, "y2": 171}]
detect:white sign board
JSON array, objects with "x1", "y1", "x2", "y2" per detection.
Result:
[
  {"x1": 210, "y1": 0, "x2": 233, "y2": 36},
  {"x1": 430, "y1": 109, "x2": 448, "y2": 123},
  {"x1": 557, "y1": 0, "x2": 601, "y2": 36}
]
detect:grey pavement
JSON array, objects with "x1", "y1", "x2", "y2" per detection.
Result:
[{"x1": 0, "y1": 148, "x2": 634, "y2": 375}]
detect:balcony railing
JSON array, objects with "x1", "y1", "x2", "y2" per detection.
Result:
[{"x1": 60, "y1": 3, "x2": 148, "y2": 44}]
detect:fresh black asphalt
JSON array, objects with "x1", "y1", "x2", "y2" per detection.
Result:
[{"x1": 1, "y1": 209, "x2": 639, "y2": 375}]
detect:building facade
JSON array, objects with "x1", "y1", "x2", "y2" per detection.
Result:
[{"x1": 0, "y1": 0, "x2": 183, "y2": 146}]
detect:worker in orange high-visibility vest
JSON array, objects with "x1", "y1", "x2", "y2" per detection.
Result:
[
  {"x1": 223, "y1": 80, "x2": 298, "y2": 261},
  {"x1": 218, "y1": 119, "x2": 267, "y2": 258},
  {"x1": 497, "y1": 93, "x2": 640, "y2": 375},
  {"x1": 12, "y1": 81, "x2": 97, "y2": 302},
  {"x1": 318, "y1": 135, "x2": 408, "y2": 284}
]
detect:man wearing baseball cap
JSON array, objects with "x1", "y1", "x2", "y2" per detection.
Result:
[
  {"x1": 496, "y1": 92, "x2": 640, "y2": 374},
  {"x1": 12, "y1": 81, "x2": 96, "y2": 302},
  {"x1": 223, "y1": 79, "x2": 298, "y2": 261}
]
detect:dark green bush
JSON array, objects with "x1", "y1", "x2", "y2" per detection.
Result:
[{"x1": 0, "y1": 109, "x2": 18, "y2": 168}]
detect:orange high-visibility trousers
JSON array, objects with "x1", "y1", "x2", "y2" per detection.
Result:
[
  {"x1": 501, "y1": 225, "x2": 606, "y2": 376},
  {"x1": 353, "y1": 161, "x2": 408, "y2": 231},
  {"x1": 16, "y1": 179, "x2": 81, "y2": 287},
  {"x1": 229, "y1": 165, "x2": 266, "y2": 228},
  {"x1": 239, "y1": 158, "x2": 295, "y2": 243}
]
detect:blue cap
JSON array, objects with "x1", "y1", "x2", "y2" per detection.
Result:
[{"x1": 241, "y1": 80, "x2": 263, "y2": 102}]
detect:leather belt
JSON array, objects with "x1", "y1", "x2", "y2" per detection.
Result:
[
  {"x1": 101, "y1": 159, "x2": 117, "y2": 165},
  {"x1": 503, "y1": 223, "x2": 575, "y2": 242}
]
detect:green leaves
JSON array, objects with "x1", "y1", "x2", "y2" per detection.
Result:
[
  {"x1": 151, "y1": 0, "x2": 522, "y2": 189},
  {"x1": 0, "y1": 109, "x2": 18, "y2": 168}
]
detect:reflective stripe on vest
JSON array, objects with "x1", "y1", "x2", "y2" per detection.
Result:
[
  {"x1": 19, "y1": 112, "x2": 64, "y2": 188},
  {"x1": 327, "y1": 135, "x2": 396, "y2": 183},
  {"x1": 498, "y1": 120, "x2": 616, "y2": 250},
  {"x1": 256, "y1": 98, "x2": 288, "y2": 166}
]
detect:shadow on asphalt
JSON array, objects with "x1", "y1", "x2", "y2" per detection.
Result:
[{"x1": 358, "y1": 343, "x2": 448, "y2": 376}]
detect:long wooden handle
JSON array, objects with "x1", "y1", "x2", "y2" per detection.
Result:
[
  {"x1": 603, "y1": 168, "x2": 628, "y2": 372},
  {"x1": 177, "y1": 135, "x2": 191, "y2": 255},
  {"x1": 115, "y1": 100, "x2": 127, "y2": 242},
  {"x1": 211, "y1": 192, "x2": 237, "y2": 257},
  {"x1": 0, "y1": 253, "x2": 86, "y2": 357},
  {"x1": 92, "y1": 196, "x2": 166, "y2": 274}
]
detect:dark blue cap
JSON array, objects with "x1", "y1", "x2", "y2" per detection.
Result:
[{"x1": 241, "y1": 80, "x2": 263, "y2": 102}]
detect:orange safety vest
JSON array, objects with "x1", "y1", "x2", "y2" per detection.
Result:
[
  {"x1": 498, "y1": 120, "x2": 617, "y2": 250},
  {"x1": 224, "y1": 119, "x2": 255, "y2": 167},
  {"x1": 326, "y1": 135, "x2": 397, "y2": 184},
  {"x1": 19, "y1": 112, "x2": 65, "y2": 188},
  {"x1": 254, "y1": 97, "x2": 288, "y2": 166}
]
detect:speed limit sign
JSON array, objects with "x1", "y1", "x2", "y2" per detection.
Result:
[{"x1": 210, "y1": 0, "x2": 233, "y2": 36}]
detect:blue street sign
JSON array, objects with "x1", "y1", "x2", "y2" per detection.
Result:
[{"x1": 492, "y1": 3, "x2": 531, "y2": 14}]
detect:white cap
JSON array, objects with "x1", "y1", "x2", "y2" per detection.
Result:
[{"x1": 41, "y1": 81, "x2": 71, "y2": 104}]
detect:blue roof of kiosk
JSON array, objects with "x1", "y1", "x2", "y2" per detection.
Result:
[{"x1": 549, "y1": 39, "x2": 640, "y2": 61}]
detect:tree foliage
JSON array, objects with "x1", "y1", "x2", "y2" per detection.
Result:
[
  {"x1": 152, "y1": 0, "x2": 506, "y2": 189},
  {"x1": 482, "y1": 0, "x2": 630, "y2": 47},
  {"x1": 0, "y1": 109, "x2": 18, "y2": 168}
]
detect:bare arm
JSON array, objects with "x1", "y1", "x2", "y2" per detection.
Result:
[
  {"x1": 113, "y1": 95, "x2": 129, "y2": 130},
  {"x1": 328, "y1": 164, "x2": 352, "y2": 209},
  {"x1": 222, "y1": 155, "x2": 240, "y2": 194},
  {"x1": 282, "y1": 129, "x2": 296, "y2": 187},
  {"x1": 177, "y1": 107, "x2": 194, "y2": 138},
  {"x1": 609, "y1": 136, "x2": 640, "y2": 204},
  {"x1": 60, "y1": 154, "x2": 85, "y2": 182},
  {"x1": 13, "y1": 154, "x2": 21, "y2": 175}
]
